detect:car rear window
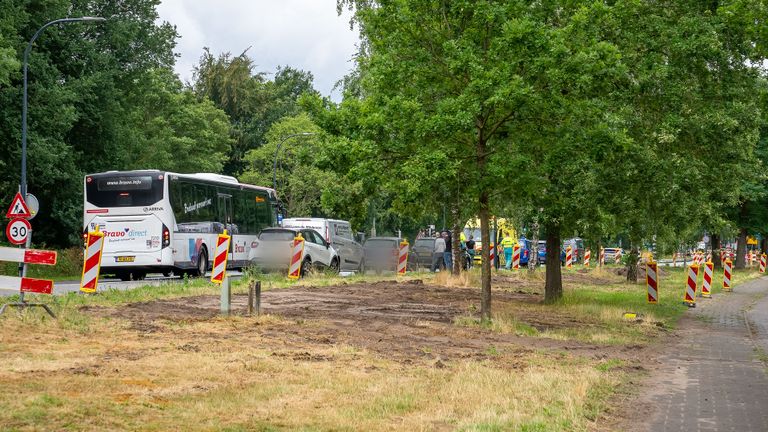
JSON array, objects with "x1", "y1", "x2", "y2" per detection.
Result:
[
  {"x1": 259, "y1": 230, "x2": 295, "y2": 241},
  {"x1": 415, "y1": 239, "x2": 433, "y2": 247},
  {"x1": 365, "y1": 239, "x2": 397, "y2": 248}
]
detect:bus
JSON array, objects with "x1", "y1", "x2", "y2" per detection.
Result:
[{"x1": 83, "y1": 170, "x2": 281, "y2": 281}]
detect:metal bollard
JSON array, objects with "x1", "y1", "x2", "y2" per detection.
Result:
[{"x1": 247, "y1": 280, "x2": 262, "y2": 316}]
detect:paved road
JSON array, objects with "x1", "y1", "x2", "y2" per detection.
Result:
[{"x1": 638, "y1": 277, "x2": 768, "y2": 432}]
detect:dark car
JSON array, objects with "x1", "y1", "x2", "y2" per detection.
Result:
[
  {"x1": 409, "y1": 237, "x2": 435, "y2": 270},
  {"x1": 362, "y1": 237, "x2": 404, "y2": 274}
]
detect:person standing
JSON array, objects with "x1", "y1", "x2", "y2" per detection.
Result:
[
  {"x1": 465, "y1": 236, "x2": 476, "y2": 268},
  {"x1": 431, "y1": 233, "x2": 446, "y2": 272},
  {"x1": 502, "y1": 232, "x2": 516, "y2": 270},
  {"x1": 443, "y1": 231, "x2": 453, "y2": 271}
]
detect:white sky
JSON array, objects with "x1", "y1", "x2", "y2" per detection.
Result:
[{"x1": 156, "y1": 0, "x2": 360, "y2": 101}]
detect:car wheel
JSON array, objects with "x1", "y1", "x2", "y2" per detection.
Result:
[
  {"x1": 117, "y1": 271, "x2": 131, "y2": 282},
  {"x1": 359, "y1": 259, "x2": 366, "y2": 275},
  {"x1": 194, "y1": 248, "x2": 208, "y2": 277},
  {"x1": 132, "y1": 271, "x2": 147, "y2": 281},
  {"x1": 329, "y1": 257, "x2": 340, "y2": 274},
  {"x1": 300, "y1": 258, "x2": 312, "y2": 278}
]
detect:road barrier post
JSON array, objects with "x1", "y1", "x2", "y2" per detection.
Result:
[
  {"x1": 702, "y1": 261, "x2": 713, "y2": 298},
  {"x1": 512, "y1": 244, "x2": 520, "y2": 270},
  {"x1": 287, "y1": 234, "x2": 305, "y2": 279},
  {"x1": 760, "y1": 253, "x2": 766, "y2": 274},
  {"x1": 683, "y1": 264, "x2": 698, "y2": 308},
  {"x1": 566, "y1": 246, "x2": 572, "y2": 269},
  {"x1": 646, "y1": 261, "x2": 658, "y2": 304},
  {"x1": 0, "y1": 244, "x2": 57, "y2": 317},
  {"x1": 599, "y1": 247, "x2": 605, "y2": 267},
  {"x1": 489, "y1": 243, "x2": 496, "y2": 271},
  {"x1": 80, "y1": 228, "x2": 104, "y2": 293},
  {"x1": 615, "y1": 249, "x2": 622, "y2": 265},
  {"x1": 584, "y1": 249, "x2": 591, "y2": 267},
  {"x1": 211, "y1": 230, "x2": 230, "y2": 284},
  {"x1": 220, "y1": 276, "x2": 230, "y2": 315},
  {"x1": 723, "y1": 259, "x2": 733, "y2": 292},
  {"x1": 397, "y1": 239, "x2": 409, "y2": 275}
]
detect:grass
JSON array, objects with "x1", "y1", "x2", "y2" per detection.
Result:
[
  {"x1": 0, "y1": 263, "x2": 761, "y2": 431},
  {"x1": 455, "y1": 264, "x2": 763, "y2": 346}
]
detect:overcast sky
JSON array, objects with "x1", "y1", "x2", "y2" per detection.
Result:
[{"x1": 156, "y1": 0, "x2": 360, "y2": 101}]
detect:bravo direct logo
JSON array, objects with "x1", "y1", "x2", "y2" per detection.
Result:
[{"x1": 103, "y1": 228, "x2": 149, "y2": 238}]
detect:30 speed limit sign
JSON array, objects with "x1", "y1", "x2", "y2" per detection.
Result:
[{"x1": 6, "y1": 218, "x2": 31, "y2": 245}]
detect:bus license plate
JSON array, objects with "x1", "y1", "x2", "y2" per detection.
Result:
[{"x1": 116, "y1": 256, "x2": 135, "y2": 263}]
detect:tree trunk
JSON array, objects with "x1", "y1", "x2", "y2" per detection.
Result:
[
  {"x1": 626, "y1": 245, "x2": 639, "y2": 282},
  {"x1": 451, "y1": 214, "x2": 461, "y2": 277},
  {"x1": 712, "y1": 234, "x2": 721, "y2": 270},
  {"x1": 735, "y1": 227, "x2": 747, "y2": 270},
  {"x1": 544, "y1": 223, "x2": 562, "y2": 303},
  {"x1": 761, "y1": 235, "x2": 767, "y2": 255},
  {"x1": 479, "y1": 192, "x2": 491, "y2": 321},
  {"x1": 528, "y1": 223, "x2": 539, "y2": 272}
]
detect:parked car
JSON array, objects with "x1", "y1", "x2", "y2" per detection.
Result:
[
  {"x1": 409, "y1": 237, "x2": 435, "y2": 270},
  {"x1": 363, "y1": 237, "x2": 404, "y2": 274},
  {"x1": 281, "y1": 218, "x2": 363, "y2": 271},
  {"x1": 563, "y1": 238, "x2": 585, "y2": 263},
  {"x1": 603, "y1": 247, "x2": 623, "y2": 262},
  {"x1": 537, "y1": 240, "x2": 567, "y2": 265},
  {"x1": 251, "y1": 228, "x2": 339, "y2": 275}
]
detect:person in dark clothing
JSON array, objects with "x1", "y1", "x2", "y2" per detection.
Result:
[
  {"x1": 443, "y1": 230, "x2": 453, "y2": 271},
  {"x1": 465, "y1": 236, "x2": 476, "y2": 268}
]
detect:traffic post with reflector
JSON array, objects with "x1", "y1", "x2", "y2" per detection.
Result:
[
  {"x1": 599, "y1": 248, "x2": 605, "y2": 266},
  {"x1": 723, "y1": 259, "x2": 733, "y2": 292},
  {"x1": 210, "y1": 230, "x2": 231, "y2": 284},
  {"x1": 566, "y1": 246, "x2": 573, "y2": 269},
  {"x1": 683, "y1": 264, "x2": 698, "y2": 307},
  {"x1": 489, "y1": 243, "x2": 496, "y2": 270},
  {"x1": 646, "y1": 261, "x2": 658, "y2": 304},
  {"x1": 702, "y1": 261, "x2": 713, "y2": 298},
  {"x1": 397, "y1": 239, "x2": 409, "y2": 275},
  {"x1": 288, "y1": 234, "x2": 305, "y2": 279},
  {"x1": 615, "y1": 249, "x2": 622, "y2": 265},
  {"x1": 80, "y1": 229, "x2": 105, "y2": 293},
  {"x1": 584, "y1": 249, "x2": 591, "y2": 267},
  {"x1": 512, "y1": 244, "x2": 520, "y2": 270},
  {"x1": 760, "y1": 253, "x2": 766, "y2": 274}
]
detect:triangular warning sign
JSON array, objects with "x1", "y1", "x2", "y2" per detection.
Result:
[{"x1": 6, "y1": 192, "x2": 31, "y2": 218}]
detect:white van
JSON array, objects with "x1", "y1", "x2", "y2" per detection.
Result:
[{"x1": 281, "y1": 218, "x2": 364, "y2": 271}]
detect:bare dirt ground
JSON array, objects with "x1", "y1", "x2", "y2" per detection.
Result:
[{"x1": 82, "y1": 273, "x2": 646, "y2": 365}]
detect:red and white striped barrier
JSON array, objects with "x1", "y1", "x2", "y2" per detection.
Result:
[
  {"x1": 512, "y1": 244, "x2": 520, "y2": 270},
  {"x1": 210, "y1": 231, "x2": 231, "y2": 284},
  {"x1": 760, "y1": 253, "x2": 766, "y2": 274},
  {"x1": 702, "y1": 261, "x2": 713, "y2": 298},
  {"x1": 584, "y1": 249, "x2": 591, "y2": 267},
  {"x1": 599, "y1": 248, "x2": 605, "y2": 266},
  {"x1": 0, "y1": 275, "x2": 53, "y2": 294},
  {"x1": 80, "y1": 229, "x2": 105, "y2": 293},
  {"x1": 287, "y1": 235, "x2": 305, "y2": 279},
  {"x1": 397, "y1": 240, "x2": 409, "y2": 275},
  {"x1": 614, "y1": 249, "x2": 622, "y2": 265},
  {"x1": 723, "y1": 259, "x2": 732, "y2": 292},
  {"x1": 646, "y1": 261, "x2": 658, "y2": 304},
  {"x1": 706, "y1": 253, "x2": 712, "y2": 264},
  {"x1": 720, "y1": 250, "x2": 725, "y2": 265},
  {"x1": 0, "y1": 246, "x2": 57, "y2": 266},
  {"x1": 751, "y1": 251, "x2": 757, "y2": 267},
  {"x1": 566, "y1": 246, "x2": 573, "y2": 268},
  {"x1": 684, "y1": 264, "x2": 698, "y2": 307},
  {"x1": 489, "y1": 243, "x2": 496, "y2": 265}
]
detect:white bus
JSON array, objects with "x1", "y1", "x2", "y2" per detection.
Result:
[{"x1": 83, "y1": 170, "x2": 280, "y2": 281}]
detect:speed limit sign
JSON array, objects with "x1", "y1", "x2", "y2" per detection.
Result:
[{"x1": 6, "y1": 218, "x2": 31, "y2": 245}]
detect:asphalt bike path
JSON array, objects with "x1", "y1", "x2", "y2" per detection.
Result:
[{"x1": 638, "y1": 276, "x2": 768, "y2": 432}]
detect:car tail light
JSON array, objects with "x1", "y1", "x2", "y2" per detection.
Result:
[{"x1": 162, "y1": 224, "x2": 170, "y2": 248}]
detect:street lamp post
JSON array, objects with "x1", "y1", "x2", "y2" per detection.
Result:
[
  {"x1": 16, "y1": 16, "x2": 105, "y2": 309},
  {"x1": 21, "y1": 17, "x2": 106, "y2": 199},
  {"x1": 272, "y1": 132, "x2": 315, "y2": 191}
]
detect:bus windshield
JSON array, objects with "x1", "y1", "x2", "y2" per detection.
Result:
[{"x1": 86, "y1": 173, "x2": 164, "y2": 208}]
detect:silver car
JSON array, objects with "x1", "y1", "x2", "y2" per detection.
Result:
[{"x1": 251, "y1": 228, "x2": 340, "y2": 275}]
